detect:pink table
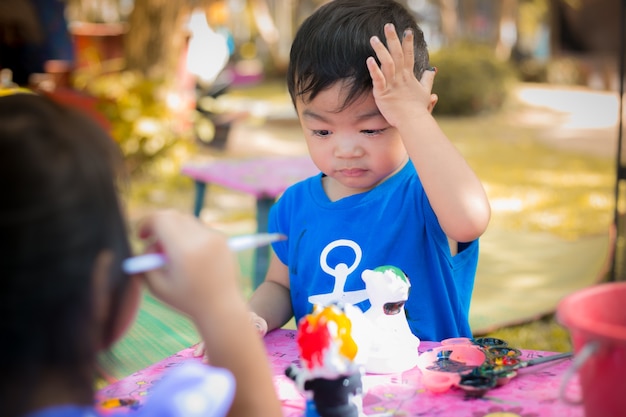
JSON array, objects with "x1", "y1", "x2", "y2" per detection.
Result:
[
  {"x1": 181, "y1": 156, "x2": 318, "y2": 287},
  {"x1": 96, "y1": 329, "x2": 583, "y2": 417}
]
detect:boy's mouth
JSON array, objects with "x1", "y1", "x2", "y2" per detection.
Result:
[{"x1": 339, "y1": 167, "x2": 367, "y2": 177}]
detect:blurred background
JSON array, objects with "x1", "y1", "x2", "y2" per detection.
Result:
[{"x1": 2, "y1": 0, "x2": 625, "y2": 377}]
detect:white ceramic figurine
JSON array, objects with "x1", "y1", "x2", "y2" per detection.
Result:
[{"x1": 361, "y1": 265, "x2": 420, "y2": 374}]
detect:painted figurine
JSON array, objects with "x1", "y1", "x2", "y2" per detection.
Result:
[
  {"x1": 285, "y1": 303, "x2": 366, "y2": 417},
  {"x1": 361, "y1": 265, "x2": 420, "y2": 373}
]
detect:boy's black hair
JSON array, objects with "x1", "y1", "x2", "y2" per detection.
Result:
[
  {"x1": 0, "y1": 93, "x2": 132, "y2": 412},
  {"x1": 287, "y1": 0, "x2": 430, "y2": 110}
]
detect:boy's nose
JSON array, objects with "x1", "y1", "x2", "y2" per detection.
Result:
[{"x1": 334, "y1": 137, "x2": 364, "y2": 158}]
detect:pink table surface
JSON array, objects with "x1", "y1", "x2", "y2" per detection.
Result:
[
  {"x1": 96, "y1": 329, "x2": 583, "y2": 417},
  {"x1": 181, "y1": 155, "x2": 319, "y2": 199}
]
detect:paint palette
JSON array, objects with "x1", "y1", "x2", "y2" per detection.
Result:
[
  {"x1": 417, "y1": 338, "x2": 572, "y2": 397},
  {"x1": 416, "y1": 345, "x2": 487, "y2": 393}
]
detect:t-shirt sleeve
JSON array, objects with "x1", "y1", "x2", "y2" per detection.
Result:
[
  {"x1": 137, "y1": 362, "x2": 235, "y2": 417},
  {"x1": 268, "y1": 187, "x2": 293, "y2": 266}
]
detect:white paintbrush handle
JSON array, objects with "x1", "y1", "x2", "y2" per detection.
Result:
[{"x1": 122, "y1": 233, "x2": 285, "y2": 274}]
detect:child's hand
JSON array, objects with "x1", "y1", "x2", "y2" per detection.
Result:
[
  {"x1": 366, "y1": 23, "x2": 437, "y2": 127},
  {"x1": 136, "y1": 210, "x2": 241, "y2": 319},
  {"x1": 250, "y1": 311, "x2": 269, "y2": 336},
  {"x1": 193, "y1": 341, "x2": 210, "y2": 363},
  {"x1": 192, "y1": 312, "x2": 268, "y2": 361}
]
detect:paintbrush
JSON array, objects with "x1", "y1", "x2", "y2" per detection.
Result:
[{"x1": 122, "y1": 233, "x2": 286, "y2": 274}]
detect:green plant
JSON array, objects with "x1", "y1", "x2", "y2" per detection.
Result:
[
  {"x1": 431, "y1": 43, "x2": 517, "y2": 116},
  {"x1": 75, "y1": 70, "x2": 194, "y2": 175},
  {"x1": 546, "y1": 56, "x2": 586, "y2": 86}
]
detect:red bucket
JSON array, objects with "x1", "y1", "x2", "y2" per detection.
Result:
[{"x1": 557, "y1": 282, "x2": 626, "y2": 417}]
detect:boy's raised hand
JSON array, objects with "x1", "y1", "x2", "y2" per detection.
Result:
[{"x1": 366, "y1": 23, "x2": 437, "y2": 127}]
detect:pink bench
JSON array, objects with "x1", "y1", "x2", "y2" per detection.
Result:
[{"x1": 181, "y1": 155, "x2": 319, "y2": 287}]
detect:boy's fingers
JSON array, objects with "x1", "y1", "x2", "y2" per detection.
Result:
[
  {"x1": 137, "y1": 215, "x2": 155, "y2": 240},
  {"x1": 402, "y1": 28, "x2": 414, "y2": 69},
  {"x1": 419, "y1": 67, "x2": 436, "y2": 94},
  {"x1": 250, "y1": 313, "x2": 268, "y2": 336},
  {"x1": 370, "y1": 35, "x2": 394, "y2": 76},
  {"x1": 193, "y1": 341, "x2": 206, "y2": 357},
  {"x1": 137, "y1": 210, "x2": 175, "y2": 239},
  {"x1": 383, "y1": 23, "x2": 403, "y2": 61}
]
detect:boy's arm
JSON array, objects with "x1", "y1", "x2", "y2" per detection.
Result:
[
  {"x1": 193, "y1": 294, "x2": 283, "y2": 417},
  {"x1": 248, "y1": 252, "x2": 294, "y2": 334},
  {"x1": 398, "y1": 103, "x2": 490, "y2": 243},
  {"x1": 367, "y1": 24, "x2": 490, "y2": 243},
  {"x1": 139, "y1": 211, "x2": 283, "y2": 417}
]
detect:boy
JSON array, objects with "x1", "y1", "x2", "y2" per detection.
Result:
[{"x1": 249, "y1": 0, "x2": 490, "y2": 342}]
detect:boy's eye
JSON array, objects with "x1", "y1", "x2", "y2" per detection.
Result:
[
  {"x1": 362, "y1": 128, "x2": 386, "y2": 135},
  {"x1": 312, "y1": 130, "x2": 331, "y2": 137}
]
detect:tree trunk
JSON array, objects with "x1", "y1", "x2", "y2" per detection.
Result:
[
  {"x1": 496, "y1": 0, "x2": 518, "y2": 60},
  {"x1": 436, "y1": 0, "x2": 458, "y2": 45},
  {"x1": 124, "y1": 0, "x2": 194, "y2": 80}
]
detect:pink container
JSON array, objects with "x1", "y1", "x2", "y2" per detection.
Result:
[
  {"x1": 416, "y1": 345, "x2": 486, "y2": 394},
  {"x1": 557, "y1": 282, "x2": 626, "y2": 417}
]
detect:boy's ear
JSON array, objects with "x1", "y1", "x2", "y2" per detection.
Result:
[
  {"x1": 91, "y1": 250, "x2": 141, "y2": 350},
  {"x1": 428, "y1": 93, "x2": 438, "y2": 113},
  {"x1": 106, "y1": 274, "x2": 141, "y2": 349},
  {"x1": 92, "y1": 250, "x2": 114, "y2": 330}
]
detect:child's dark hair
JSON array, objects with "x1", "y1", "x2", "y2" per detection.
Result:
[
  {"x1": 0, "y1": 93, "x2": 131, "y2": 412},
  {"x1": 287, "y1": 0, "x2": 430, "y2": 110}
]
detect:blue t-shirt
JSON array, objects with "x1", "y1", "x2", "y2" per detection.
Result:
[
  {"x1": 25, "y1": 362, "x2": 235, "y2": 417},
  {"x1": 269, "y1": 160, "x2": 479, "y2": 341}
]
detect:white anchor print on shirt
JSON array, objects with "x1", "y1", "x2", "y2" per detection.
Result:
[{"x1": 308, "y1": 239, "x2": 369, "y2": 306}]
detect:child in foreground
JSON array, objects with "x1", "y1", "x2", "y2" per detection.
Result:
[
  {"x1": 0, "y1": 92, "x2": 282, "y2": 417},
  {"x1": 245, "y1": 0, "x2": 491, "y2": 342}
]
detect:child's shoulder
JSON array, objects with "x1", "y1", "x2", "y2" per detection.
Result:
[
  {"x1": 138, "y1": 362, "x2": 235, "y2": 417},
  {"x1": 281, "y1": 172, "x2": 321, "y2": 197}
]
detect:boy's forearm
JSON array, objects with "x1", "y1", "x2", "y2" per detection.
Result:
[
  {"x1": 400, "y1": 112, "x2": 491, "y2": 242},
  {"x1": 248, "y1": 280, "x2": 293, "y2": 332},
  {"x1": 193, "y1": 295, "x2": 282, "y2": 417}
]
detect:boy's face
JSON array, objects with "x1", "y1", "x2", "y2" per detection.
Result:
[{"x1": 295, "y1": 81, "x2": 408, "y2": 200}]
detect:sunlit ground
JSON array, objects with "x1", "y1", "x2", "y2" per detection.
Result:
[
  {"x1": 123, "y1": 80, "x2": 618, "y2": 352},
  {"x1": 515, "y1": 84, "x2": 619, "y2": 130},
  {"x1": 439, "y1": 109, "x2": 614, "y2": 242}
]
